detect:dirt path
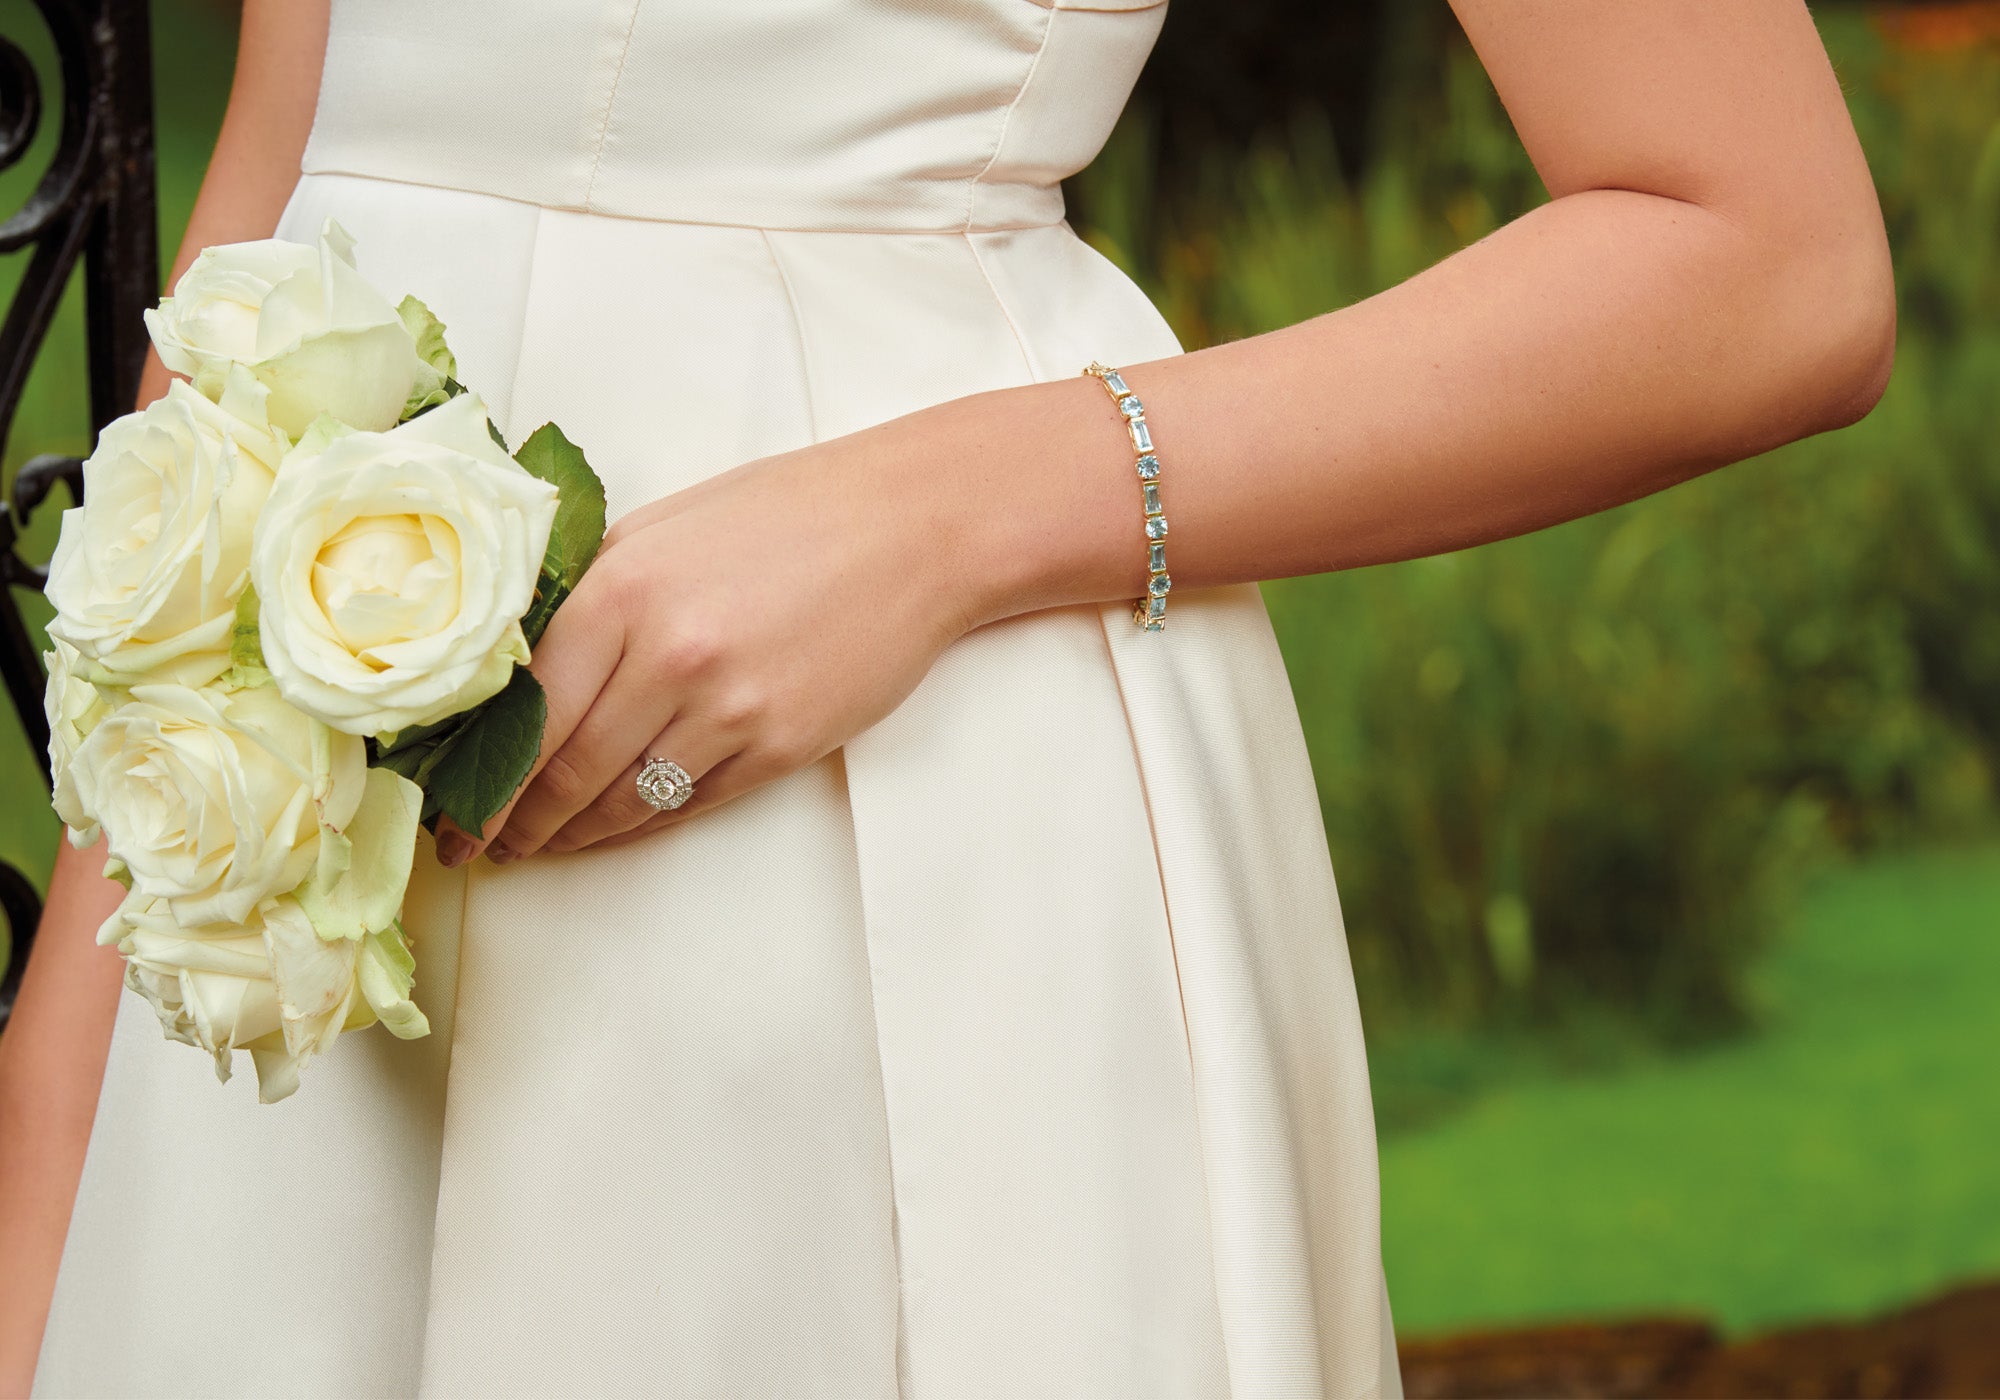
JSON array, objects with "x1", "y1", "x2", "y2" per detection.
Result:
[{"x1": 1397, "y1": 1279, "x2": 2000, "y2": 1398}]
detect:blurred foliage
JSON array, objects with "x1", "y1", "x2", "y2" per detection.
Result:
[
  {"x1": 1122, "y1": 0, "x2": 1396, "y2": 187},
  {"x1": 1070, "y1": 9, "x2": 2000, "y2": 1041}
]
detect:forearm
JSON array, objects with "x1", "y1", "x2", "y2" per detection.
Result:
[
  {"x1": 945, "y1": 179, "x2": 1892, "y2": 628},
  {"x1": 0, "y1": 840, "x2": 129, "y2": 1392}
]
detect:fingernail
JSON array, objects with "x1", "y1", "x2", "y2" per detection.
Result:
[
  {"x1": 488, "y1": 842, "x2": 519, "y2": 865},
  {"x1": 436, "y1": 832, "x2": 467, "y2": 868}
]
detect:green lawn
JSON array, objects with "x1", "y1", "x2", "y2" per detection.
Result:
[{"x1": 1378, "y1": 838, "x2": 2000, "y2": 1337}]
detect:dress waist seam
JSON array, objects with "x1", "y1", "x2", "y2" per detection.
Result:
[{"x1": 294, "y1": 162, "x2": 1072, "y2": 238}]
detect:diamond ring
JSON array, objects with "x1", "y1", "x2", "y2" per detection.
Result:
[{"x1": 636, "y1": 757, "x2": 695, "y2": 812}]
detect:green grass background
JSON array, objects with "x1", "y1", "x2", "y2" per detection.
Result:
[{"x1": 1378, "y1": 839, "x2": 2000, "y2": 1335}]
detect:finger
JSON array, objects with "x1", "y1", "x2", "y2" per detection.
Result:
[
  {"x1": 448, "y1": 582, "x2": 624, "y2": 860},
  {"x1": 485, "y1": 666, "x2": 672, "y2": 860},
  {"x1": 598, "y1": 499, "x2": 671, "y2": 554},
  {"x1": 596, "y1": 460, "x2": 752, "y2": 552},
  {"x1": 539, "y1": 716, "x2": 731, "y2": 854},
  {"x1": 554, "y1": 747, "x2": 779, "y2": 853},
  {"x1": 598, "y1": 468, "x2": 737, "y2": 551},
  {"x1": 574, "y1": 755, "x2": 754, "y2": 851}
]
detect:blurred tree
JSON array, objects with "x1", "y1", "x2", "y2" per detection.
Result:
[
  {"x1": 1124, "y1": 0, "x2": 1956, "y2": 200},
  {"x1": 1135, "y1": 0, "x2": 1398, "y2": 183}
]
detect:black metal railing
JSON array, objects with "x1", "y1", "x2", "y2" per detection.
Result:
[{"x1": 0, "y1": 0, "x2": 156, "y2": 1027}]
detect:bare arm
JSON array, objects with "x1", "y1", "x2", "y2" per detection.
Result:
[
  {"x1": 970, "y1": 0, "x2": 1896, "y2": 619},
  {"x1": 0, "y1": 2, "x2": 327, "y2": 1387},
  {"x1": 470, "y1": 0, "x2": 1894, "y2": 863}
]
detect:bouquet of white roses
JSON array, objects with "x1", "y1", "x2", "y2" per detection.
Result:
[{"x1": 42, "y1": 218, "x2": 604, "y2": 1103}]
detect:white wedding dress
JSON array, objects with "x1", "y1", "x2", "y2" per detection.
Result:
[{"x1": 33, "y1": 2, "x2": 1401, "y2": 1395}]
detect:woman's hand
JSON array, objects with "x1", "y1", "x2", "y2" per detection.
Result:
[{"x1": 438, "y1": 407, "x2": 990, "y2": 865}]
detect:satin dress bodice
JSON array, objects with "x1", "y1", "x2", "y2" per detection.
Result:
[{"x1": 305, "y1": 0, "x2": 1168, "y2": 233}]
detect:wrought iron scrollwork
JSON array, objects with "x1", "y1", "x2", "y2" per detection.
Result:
[{"x1": 0, "y1": 0, "x2": 157, "y2": 1026}]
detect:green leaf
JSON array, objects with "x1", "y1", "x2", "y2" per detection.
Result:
[
  {"x1": 516, "y1": 569, "x2": 571, "y2": 651},
  {"x1": 372, "y1": 711, "x2": 479, "y2": 792},
  {"x1": 374, "y1": 709, "x2": 470, "y2": 759},
  {"x1": 373, "y1": 741, "x2": 429, "y2": 784},
  {"x1": 230, "y1": 584, "x2": 264, "y2": 670},
  {"x1": 419, "y1": 666, "x2": 547, "y2": 838},
  {"x1": 513, "y1": 422, "x2": 607, "y2": 594}
]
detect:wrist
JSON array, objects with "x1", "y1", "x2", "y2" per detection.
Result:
[{"x1": 925, "y1": 376, "x2": 1150, "y2": 634}]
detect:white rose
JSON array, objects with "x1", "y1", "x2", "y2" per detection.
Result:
[
  {"x1": 251, "y1": 392, "x2": 559, "y2": 737},
  {"x1": 43, "y1": 637, "x2": 115, "y2": 847},
  {"x1": 144, "y1": 218, "x2": 429, "y2": 437},
  {"x1": 67, "y1": 682, "x2": 366, "y2": 927},
  {"x1": 100, "y1": 894, "x2": 429, "y2": 1104},
  {"x1": 44, "y1": 370, "x2": 282, "y2": 687}
]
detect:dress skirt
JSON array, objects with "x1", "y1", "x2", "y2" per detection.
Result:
[{"x1": 33, "y1": 168, "x2": 1401, "y2": 1398}]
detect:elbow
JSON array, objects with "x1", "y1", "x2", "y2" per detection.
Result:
[
  {"x1": 1766, "y1": 211, "x2": 1898, "y2": 438},
  {"x1": 1812, "y1": 251, "x2": 1897, "y2": 432}
]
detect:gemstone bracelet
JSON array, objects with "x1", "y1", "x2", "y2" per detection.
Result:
[{"x1": 1082, "y1": 361, "x2": 1171, "y2": 631}]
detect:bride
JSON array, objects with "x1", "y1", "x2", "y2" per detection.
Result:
[{"x1": 3, "y1": 0, "x2": 1890, "y2": 1395}]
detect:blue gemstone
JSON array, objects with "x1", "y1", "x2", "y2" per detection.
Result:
[
  {"x1": 1149, "y1": 542, "x2": 1166, "y2": 571},
  {"x1": 1147, "y1": 595, "x2": 1167, "y2": 620},
  {"x1": 1118, "y1": 395, "x2": 1144, "y2": 419},
  {"x1": 1142, "y1": 482, "x2": 1161, "y2": 513},
  {"x1": 1146, "y1": 514, "x2": 1168, "y2": 540},
  {"x1": 1103, "y1": 370, "x2": 1129, "y2": 396},
  {"x1": 1149, "y1": 571, "x2": 1171, "y2": 597},
  {"x1": 1135, "y1": 454, "x2": 1159, "y2": 481},
  {"x1": 1129, "y1": 419, "x2": 1153, "y2": 453}
]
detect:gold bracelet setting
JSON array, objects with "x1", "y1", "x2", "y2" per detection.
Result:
[{"x1": 1082, "y1": 360, "x2": 1171, "y2": 631}]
